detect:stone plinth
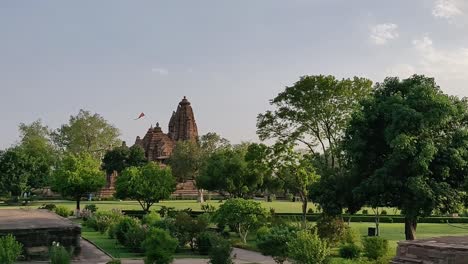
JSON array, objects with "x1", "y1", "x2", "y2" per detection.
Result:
[
  {"x1": 0, "y1": 209, "x2": 81, "y2": 260},
  {"x1": 392, "y1": 236, "x2": 468, "y2": 264}
]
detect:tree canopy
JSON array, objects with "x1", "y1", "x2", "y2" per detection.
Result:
[
  {"x1": 342, "y1": 75, "x2": 468, "y2": 240},
  {"x1": 52, "y1": 153, "x2": 106, "y2": 210},
  {"x1": 52, "y1": 109, "x2": 121, "y2": 159},
  {"x1": 102, "y1": 144, "x2": 147, "y2": 174},
  {"x1": 115, "y1": 162, "x2": 176, "y2": 211}
]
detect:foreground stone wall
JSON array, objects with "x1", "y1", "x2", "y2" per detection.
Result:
[
  {"x1": 0, "y1": 209, "x2": 81, "y2": 260},
  {"x1": 392, "y1": 236, "x2": 468, "y2": 264}
]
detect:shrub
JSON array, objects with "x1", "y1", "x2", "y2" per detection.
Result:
[
  {"x1": 142, "y1": 211, "x2": 161, "y2": 226},
  {"x1": 208, "y1": 235, "x2": 233, "y2": 264},
  {"x1": 80, "y1": 209, "x2": 93, "y2": 221},
  {"x1": 0, "y1": 234, "x2": 22, "y2": 264},
  {"x1": 344, "y1": 227, "x2": 361, "y2": 245},
  {"x1": 201, "y1": 204, "x2": 216, "y2": 213},
  {"x1": 362, "y1": 209, "x2": 368, "y2": 215},
  {"x1": 106, "y1": 260, "x2": 121, "y2": 264},
  {"x1": 142, "y1": 228, "x2": 177, "y2": 264},
  {"x1": 49, "y1": 241, "x2": 71, "y2": 264},
  {"x1": 287, "y1": 230, "x2": 329, "y2": 264},
  {"x1": 54, "y1": 206, "x2": 71, "y2": 218},
  {"x1": 307, "y1": 208, "x2": 314, "y2": 214},
  {"x1": 286, "y1": 193, "x2": 294, "y2": 201},
  {"x1": 114, "y1": 216, "x2": 141, "y2": 246},
  {"x1": 256, "y1": 226, "x2": 270, "y2": 240},
  {"x1": 124, "y1": 223, "x2": 147, "y2": 252},
  {"x1": 339, "y1": 243, "x2": 361, "y2": 259},
  {"x1": 84, "y1": 204, "x2": 98, "y2": 213},
  {"x1": 196, "y1": 231, "x2": 215, "y2": 255},
  {"x1": 158, "y1": 206, "x2": 176, "y2": 218},
  {"x1": 174, "y1": 212, "x2": 209, "y2": 250},
  {"x1": 86, "y1": 211, "x2": 122, "y2": 234},
  {"x1": 39, "y1": 203, "x2": 57, "y2": 211},
  {"x1": 257, "y1": 226, "x2": 295, "y2": 264},
  {"x1": 315, "y1": 215, "x2": 348, "y2": 246},
  {"x1": 380, "y1": 210, "x2": 387, "y2": 215},
  {"x1": 362, "y1": 237, "x2": 388, "y2": 260}
]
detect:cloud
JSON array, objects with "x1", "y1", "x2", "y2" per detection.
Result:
[
  {"x1": 370, "y1": 23, "x2": 399, "y2": 45},
  {"x1": 151, "y1": 67, "x2": 169, "y2": 75},
  {"x1": 387, "y1": 36, "x2": 468, "y2": 81},
  {"x1": 432, "y1": 0, "x2": 462, "y2": 20}
]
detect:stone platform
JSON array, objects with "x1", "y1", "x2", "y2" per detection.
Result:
[
  {"x1": 0, "y1": 209, "x2": 81, "y2": 260},
  {"x1": 392, "y1": 236, "x2": 468, "y2": 264}
]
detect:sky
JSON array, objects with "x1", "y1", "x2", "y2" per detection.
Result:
[{"x1": 1, "y1": 0, "x2": 468, "y2": 149}]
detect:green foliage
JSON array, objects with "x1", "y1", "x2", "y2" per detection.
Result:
[
  {"x1": 52, "y1": 153, "x2": 106, "y2": 210},
  {"x1": 54, "y1": 206, "x2": 71, "y2": 217},
  {"x1": 255, "y1": 226, "x2": 270, "y2": 240},
  {"x1": 169, "y1": 140, "x2": 202, "y2": 182},
  {"x1": 315, "y1": 215, "x2": 348, "y2": 246},
  {"x1": 142, "y1": 228, "x2": 177, "y2": 264},
  {"x1": 344, "y1": 227, "x2": 362, "y2": 245},
  {"x1": 339, "y1": 243, "x2": 361, "y2": 259},
  {"x1": 342, "y1": 75, "x2": 468, "y2": 239},
  {"x1": 124, "y1": 222, "x2": 146, "y2": 252},
  {"x1": 39, "y1": 203, "x2": 57, "y2": 211},
  {"x1": 287, "y1": 230, "x2": 329, "y2": 264},
  {"x1": 49, "y1": 241, "x2": 71, "y2": 264},
  {"x1": 173, "y1": 212, "x2": 209, "y2": 250},
  {"x1": 198, "y1": 145, "x2": 264, "y2": 198},
  {"x1": 0, "y1": 234, "x2": 22, "y2": 264},
  {"x1": 106, "y1": 260, "x2": 121, "y2": 264},
  {"x1": 86, "y1": 210, "x2": 123, "y2": 234},
  {"x1": 208, "y1": 234, "x2": 233, "y2": 264},
  {"x1": 215, "y1": 198, "x2": 268, "y2": 243},
  {"x1": 362, "y1": 237, "x2": 388, "y2": 260},
  {"x1": 257, "y1": 226, "x2": 296, "y2": 264},
  {"x1": 142, "y1": 211, "x2": 161, "y2": 226},
  {"x1": 84, "y1": 204, "x2": 98, "y2": 213},
  {"x1": 52, "y1": 109, "x2": 121, "y2": 159},
  {"x1": 114, "y1": 216, "x2": 141, "y2": 247},
  {"x1": 102, "y1": 145, "x2": 146, "y2": 175},
  {"x1": 115, "y1": 162, "x2": 176, "y2": 211},
  {"x1": 196, "y1": 231, "x2": 215, "y2": 255}
]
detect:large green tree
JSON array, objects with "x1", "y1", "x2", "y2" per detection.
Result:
[
  {"x1": 102, "y1": 144, "x2": 147, "y2": 174},
  {"x1": 115, "y1": 162, "x2": 176, "y2": 211},
  {"x1": 343, "y1": 75, "x2": 468, "y2": 240},
  {"x1": 52, "y1": 153, "x2": 106, "y2": 211},
  {"x1": 52, "y1": 109, "x2": 121, "y2": 159},
  {"x1": 257, "y1": 75, "x2": 373, "y2": 215}
]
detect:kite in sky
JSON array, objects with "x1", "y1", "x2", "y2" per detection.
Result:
[{"x1": 134, "y1": 112, "x2": 145, "y2": 120}]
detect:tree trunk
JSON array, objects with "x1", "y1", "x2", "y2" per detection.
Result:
[
  {"x1": 405, "y1": 216, "x2": 418, "y2": 240},
  {"x1": 374, "y1": 208, "x2": 380, "y2": 236},
  {"x1": 197, "y1": 189, "x2": 204, "y2": 203},
  {"x1": 75, "y1": 198, "x2": 81, "y2": 217}
]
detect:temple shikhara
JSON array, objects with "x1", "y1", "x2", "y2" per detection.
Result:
[
  {"x1": 100, "y1": 96, "x2": 200, "y2": 198},
  {"x1": 134, "y1": 96, "x2": 198, "y2": 163}
]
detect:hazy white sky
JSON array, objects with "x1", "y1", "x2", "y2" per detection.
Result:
[{"x1": 1, "y1": 0, "x2": 467, "y2": 149}]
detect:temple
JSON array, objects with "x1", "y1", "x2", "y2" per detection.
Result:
[
  {"x1": 134, "y1": 96, "x2": 198, "y2": 163},
  {"x1": 100, "y1": 96, "x2": 200, "y2": 198}
]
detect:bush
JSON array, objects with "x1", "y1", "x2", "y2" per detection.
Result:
[
  {"x1": 208, "y1": 235, "x2": 233, "y2": 264},
  {"x1": 380, "y1": 210, "x2": 387, "y2": 215},
  {"x1": 0, "y1": 234, "x2": 22, "y2": 264},
  {"x1": 106, "y1": 260, "x2": 121, "y2": 264},
  {"x1": 256, "y1": 226, "x2": 270, "y2": 240},
  {"x1": 361, "y1": 209, "x2": 368, "y2": 215},
  {"x1": 307, "y1": 208, "x2": 314, "y2": 214},
  {"x1": 86, "y1": 211, "x2": 122, "y2": 234},
  {"x1": 124, "y1": 223, "x2": 147, "y2": 252},
  {"x1": 339, "y1": 243, "x2": 361, "y2": 259},
  {"x1": 114, "y1": 216, "x2": 141, "y2": 246},
  {"x1": 257, "y1": 226, "x2": 295, "y2": 264},
  {"x1": 344, "y1": 227, "x2": 361, "y2": 245},
  {"x1": 142, "y1": 228, "x2": 177, "y2": 264},
  {"x1": 84, "y1": 204, "x2": 98, "y2": 213},
  {"x1": 315, "y1": 215, "x2": 348, "y2": 246},
  {"x1": 39, "y1": 203, "x2": 57, "y2": 211},
  {"x1": 173, "y1": 212, "x2": 209, "y2": 250},
  {"x1": 142, "y1": 211, "x2": 161, "y2": 226},
  {"x1": 54, "y1": 206, "x2": 71, "y2": 218},
  {"x1": 49, "y1": 241, "x2": 71, "y2": 264},
  {"x1": 287, "y1": 230, "x2": 329, "y2": 264},
  {"x1": 201, "y1": 204, "x2": 216, "y2": 213},
  {"x1": 362, "y1": 237, "x2": 388, "y2": 260},
  {"x1": 196, "y1": 231, "x2": 215, "y2": 255}
]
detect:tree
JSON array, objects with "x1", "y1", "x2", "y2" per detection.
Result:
[
  {"x1": 142, "y1": 227, "x2": 178, "y2": 264},
  {"x1": 343, "y1": 75, "x2": 468, "y2": 240},
  {"x1": 52, "y1": 153, "x2": 106, "y2": 211},
  {"x1": 272, "y1": 145, "x2": 319, "y2": 226},
  {"x1": 214, "y1": 198, "x2": 268, "y2": 244},
  {"x1": 0, "y1": 147, "x2": 30, "y2": 197},
  {"x1": 52, "y1": 109, "x2": 121, "y2": 159},
  {"x1": 169, "y1": 140, "x2": 201, "y2": 183},
  {"x1": 102, "y1": 144, "x2": 147, "y2": 174},
  {"x1": 115, "y1": 162, "x2": 176, "y2": 211},
  {"x1": 257, "y1": 76, "x2": 372, "y2": 216},
  {"x1": 199, "y1": 132, "x2": 230, "y2": 155},
  {"x1": 198, "y1": 144, "x2": 264, "y2": 198}
]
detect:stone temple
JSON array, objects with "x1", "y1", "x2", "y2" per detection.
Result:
[
  {"x1": 100, "y1": 96, "x2": 200, "y2": 198},
  {"x1": 134, "y1": 96, "x2": 198, "y2": 163}
]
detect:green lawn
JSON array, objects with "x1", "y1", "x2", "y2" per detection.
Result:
[{"x1": 0, "y1": 199, "x2": 398, "y2": 215}]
